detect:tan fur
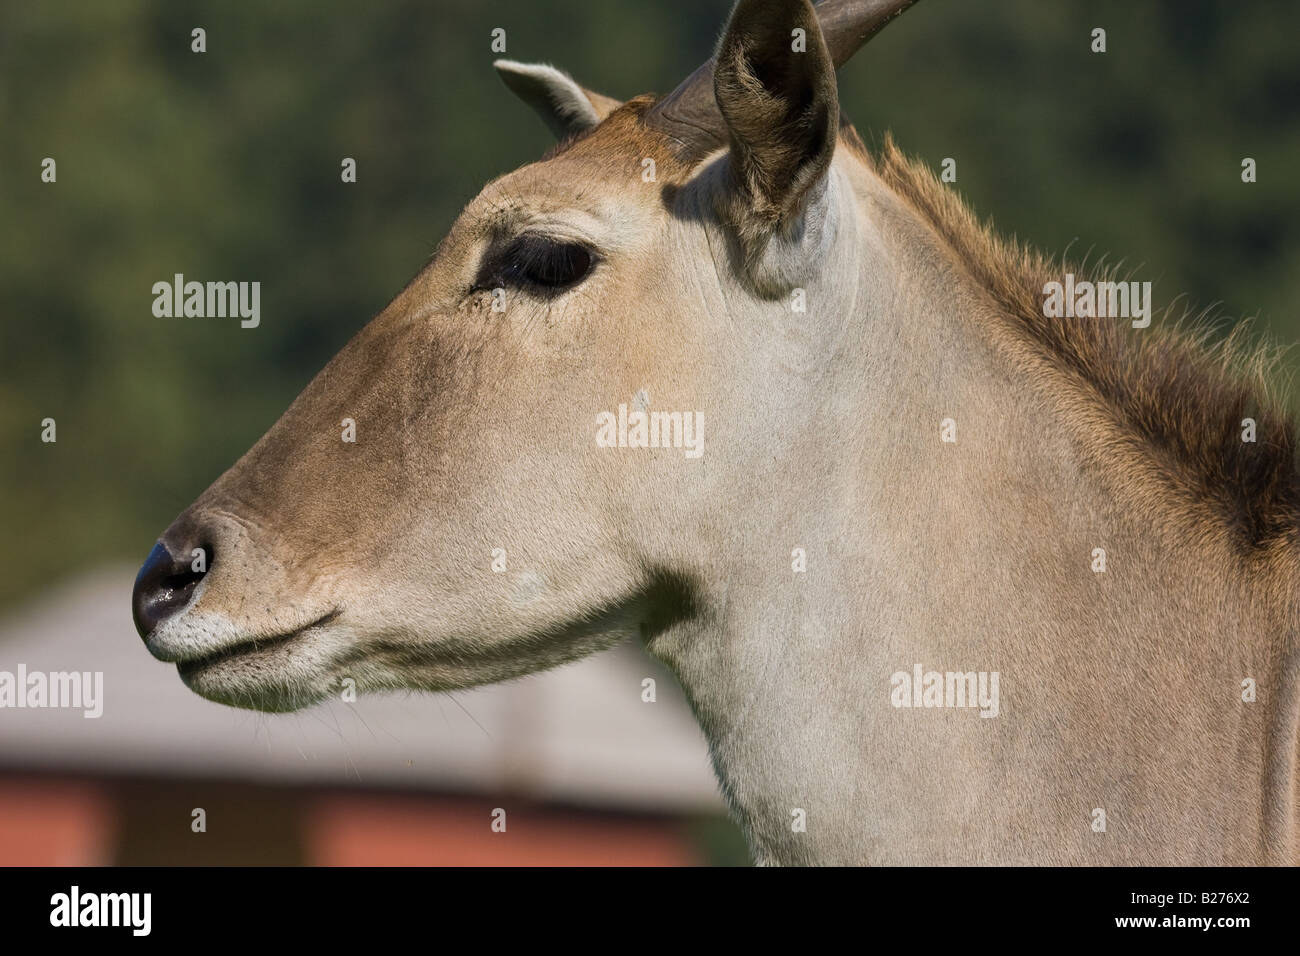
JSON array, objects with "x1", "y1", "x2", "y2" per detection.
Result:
[{"x1": 872, "y1": 135, "x2": 1300, "y2": 556}]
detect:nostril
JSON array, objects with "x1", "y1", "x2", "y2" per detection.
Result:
[
  {"x1": 159, "y1": 563, "x2": 205, "y2": 605},
  {"x1": 131, "y1": 539, "x2": 213, "y2": 639}
]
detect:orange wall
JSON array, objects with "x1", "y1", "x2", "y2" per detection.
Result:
[
  {"x1": 0, "y1": 779, "x2": 113, "y2": 866},
  {"x1": 0, "y1": 775, "x2": 698, "y2": 866},
  {"x1": 307, "y1": 794, "x2": 697, "y2": 866}
]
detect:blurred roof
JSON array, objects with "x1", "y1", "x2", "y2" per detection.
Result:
[{"x1": 0, "y1": 567, "x2": 722, "y2": 812}]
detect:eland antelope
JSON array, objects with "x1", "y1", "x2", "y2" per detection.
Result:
[{"x1": 131, "y1": 0, "x2": 1300, "y2": 865}]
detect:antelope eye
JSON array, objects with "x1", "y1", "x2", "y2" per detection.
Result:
[{"x1": 477, "y1": 235, "x2": 596, "y2": 294}]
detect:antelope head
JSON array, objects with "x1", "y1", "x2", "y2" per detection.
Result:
[{"x1": 132, "y1": 0, "x2": 918, "y2": 710}]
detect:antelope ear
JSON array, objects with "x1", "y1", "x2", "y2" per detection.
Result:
[
  {"x1": 494, "y1": 60, "x2": 622, "y2": 139},
  {"x1": 713, "y1": 0, "x2": 838, "y2": 239}
]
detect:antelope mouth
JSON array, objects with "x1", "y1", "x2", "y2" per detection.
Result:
[{"x1": 176, "y1": 608, "x2": 342, "y2": 680}]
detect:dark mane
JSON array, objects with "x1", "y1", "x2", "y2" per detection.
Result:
[{"x1": 872, "y1": 133, "x2": 1300, "y2": 551}]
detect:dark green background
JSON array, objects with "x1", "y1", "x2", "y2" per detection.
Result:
[{"x1": 2, "y1": 0, "x2": 1297, "y2": 606}]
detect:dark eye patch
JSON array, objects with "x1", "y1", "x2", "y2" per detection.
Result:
[{"x1": 473, "y1": 234, "x2": 597, "y2": 295}]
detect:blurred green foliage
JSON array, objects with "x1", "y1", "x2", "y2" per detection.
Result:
[{"x1": 1, "y1": 0, "x2": 1297, "y2": 611}]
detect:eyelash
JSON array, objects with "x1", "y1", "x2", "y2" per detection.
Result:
[{"x1": 472, "y1": 235, "x2": 597, "y2": 295}]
